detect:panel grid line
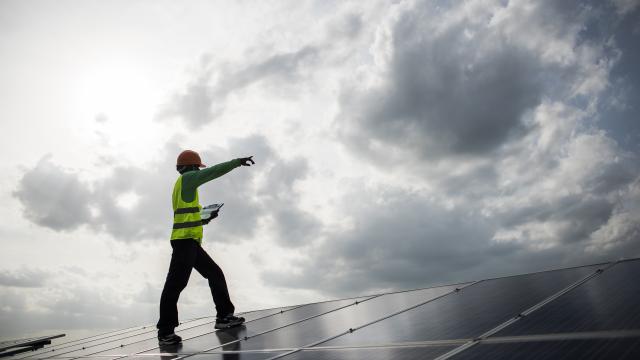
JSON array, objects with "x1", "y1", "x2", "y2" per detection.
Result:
[
  {"x1": 25, "y1": 330, "x2": 640, "y2": 359},
  {"x1": 38, "y1": 317, "x2": 214, "y2": 360},
  {"x1": 264, "y1": 281, "x2": 480, "y2": 360},
  {"x1": 25, "y1": 317, "x2": 210, "y2": 360},
  {"x1": 432, "y1": 260, "x2": 620, "y2": 360},
  {"x1": 14, "y1": 325, "x2": 151, "y2": 359},
  {"x1": 69, "y1": 305, "x2": 305, "y2": 360},
  {"x1": 29, "y1": 259, "x2": 640, "y2": 359},
  {"x1": 168, "y1": 295, "x2": 383, "y2": 360}
]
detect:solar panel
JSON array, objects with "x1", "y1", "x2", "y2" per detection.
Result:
[
  {"x1": 11, "y1": 324, "x2": 150, "y2": 359},
  {"x1": 493, "y1": 259, "x2": 640, "y2": 336},
  {"x1": 183, "y1": 284, "x2": 465, "y2": 353},
  {"x1": 320, "y1": 265, "x2": 600, "y2": 347},
  {"x1": 448, "y1": 338, "x2": 640, "y2": 360},
  {"x1": 0, "y1": 335, "x2": 65, "y2": 357},
  {"x1": 34, "y1": 317, "x2": 216, "y2": 359},
  {"x1": 133, "y1": 298, "x2": 372, "y2": 357},
  {"x1": 281, "y1": 345, "x2": 458, "y2": 360},
  {"x1": 186, "y1": 352, "x2": 287, "y2": 360},
  {"x1": 56, "y1": 307, "x2": 296, "y2": 358},
  {"x1": 14, "y1": 317, "x2": 210, "y2": 360},
  {"x1": 120, "y1": 352, "x2": 287, "y2": 360},
  {"x1": 12, "y1": 259, "x2": 640, "y2": 359}
]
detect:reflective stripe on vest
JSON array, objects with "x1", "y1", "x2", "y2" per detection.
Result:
[{"x1": 170, "y1": 175, "x2": 203, "y2": 242}]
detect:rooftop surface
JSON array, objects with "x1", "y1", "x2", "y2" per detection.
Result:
[{"x1": 5, "y1": 258, "x2": 640, "y2": 359}]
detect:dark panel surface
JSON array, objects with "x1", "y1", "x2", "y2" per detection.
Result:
[
  {"x1": 322, "y1": 265, "x2": 600, "y2": 346},
  {"x1": 497, "y1": 260, "x2": 640, "y2": 336},
  {"x1": 280, "y1": 346, "x2": 456, "y2": 360},
  {"x1": 14, "y1": 324, "x2": 155, "y2": 359},
  {"x1": 232, "y1": 285, "x2": 462, "y2": 351},
  {"x1": 62, "y1": 308, "x2": 285, "y2": 357},
  {"x1": 0, "y1": 335, "x2": 62, "y2": 351},
  {"x1": 450, "y1": 338, "x2": 640, "y2": 360},
  {"x1": 117, "y1": 352, "x2": 285, "y2": 360},
  {"x1": 191, "y1": 353, "x2": 286, "y2": 360},
  {"x1": 133, "y1": 298, "x2": 368, "y2": 355},
  {"x1": 18, "y1": 318, "x2": 208, "y2": 359},
  {"x1": 36, "y1": 326, "x2": 166, "y2": 359},
  {"x1": 13, "y1": 324, "x2": 152, "y2": 360},
  {"x1": 239, "y1": 305, "x2": 296, "y2": 317},
  {"x1": 44, "y1": 357, "x2": 122, "y2": 360},
  {"x1": 0, "y1": 334, "x2": 65, "y2": 358}
]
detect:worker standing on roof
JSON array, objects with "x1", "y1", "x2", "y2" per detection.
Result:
[{"x1": 157, "y1": 150, "x2": 255, "y2": 346}]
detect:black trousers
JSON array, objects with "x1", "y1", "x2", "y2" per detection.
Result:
[{"x1": 157, "y1": 239, "x2": 235, "y2": 332}]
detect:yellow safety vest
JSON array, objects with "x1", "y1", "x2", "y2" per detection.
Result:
[{"x1": 170, "y1": 175, "x2": 203, "y2": 243}]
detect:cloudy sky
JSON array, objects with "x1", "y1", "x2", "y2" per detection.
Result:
[{"x1": 1, "y1": 0, "x2": 639, "y2": 341}]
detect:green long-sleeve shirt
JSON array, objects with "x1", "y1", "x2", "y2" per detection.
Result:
[{"x1": 179, "y1": 159, "x2": 242, "y2": 203}]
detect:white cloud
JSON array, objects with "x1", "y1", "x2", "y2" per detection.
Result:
[
  {"x1": 13, "y1": 136, "x2": 322, "y2": 247},
  {"x1": 1, "y1": 0, "x2": 639, "y2": 341},
  {"x1": 13, "y1": 156, "x2": 94, "y2": 231},
  {"x1": 262, "y1": 0, "x2": 640, "y2": 296}
]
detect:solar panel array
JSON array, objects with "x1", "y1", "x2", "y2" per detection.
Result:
[
  {"x1": 8, "y1": 259, "x2": 640, "y2": 359},
  {"x1": 0, "y1": 335, "x2": 65, "y2": 357}
]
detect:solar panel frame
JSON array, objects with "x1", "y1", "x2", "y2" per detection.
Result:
[
  {"x1": 492, "y1": 259, "x2": 640, "y2": 336},
  {"x1": 431, "y1": 261, "x2": 618, "y2": 359},
  {"x1": 67, "y1": 306, "x2": 300, "y2": 358},
  {"x1": 127, "y1": 283, "x2": 467, "y2": 360},
  {"x1": 0, "y1": 335, "x2": 65, "y2": 357},
  {"x1": 130, "y1": 297, "x2": 375, "y2": 359},
  {"x1": 447, "y1": 337, "x2": 640, "y2": 360},
  {"x1": 13, "y1": 318, "x2": 207, "y2": 360},
  {"x1": 271, "y1": 345, "x2": 458, "y2": 360},
  {"x1": 200, "y1": 284, "x2": 469, "y2": 354},
  {"x1": 318, "y1": 264, "x2": 602, "y2": 349},
  {"x1": 13, "y1": 258, "x2": 640, "y2": 359},
  {"x1": 34, "y1": 317, "x2": 220, "y2": 359}
]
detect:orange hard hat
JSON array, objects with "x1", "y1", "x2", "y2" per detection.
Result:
[{"x1": 177, "y1": 150, "x2": 205, "y2": 167}]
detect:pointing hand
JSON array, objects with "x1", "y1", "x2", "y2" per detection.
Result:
[{"x1": 238, "y1": 156, "x2": 255, "y2": 166}]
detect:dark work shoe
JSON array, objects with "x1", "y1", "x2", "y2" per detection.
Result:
[
  {"x1": 158, "y1": 332, "x2": 182, "y2": 345},
  {"x1": 215, "y1": 314, "x2": 245, "y2": 329}
]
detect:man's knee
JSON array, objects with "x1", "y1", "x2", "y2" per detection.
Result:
[
  {"x1": 203, "y1": 266, "x2": 225, "y2": 281},
  {"x1": 164, "y1": 270, "x2": 191, "y2": 291}
]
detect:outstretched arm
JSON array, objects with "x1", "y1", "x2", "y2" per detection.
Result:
[
  {"x1": 179, "y1": 157, "x2": 255, "y2": 203},
  {"x1": 190, "y1": 156, "x2": 255, "y2": 188}
]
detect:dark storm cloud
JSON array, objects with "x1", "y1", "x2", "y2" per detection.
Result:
[
  {"x1": 334, "y1": 0, "x2": 633, "y2": 165},
  {"x1": 612, "y1": 0, "x2": 640, "y2": 15},
  {"x1": 0, "y1": 268, "x2": 48, "y2": 288},
  {"x1": 337, "y1": 4, "x2": 545, "y2": 161},
  {"x1": 263, "y1": 172, "x2": 640, "y2": 297},
  {"x1": 495, "y1": 146, "x2": 639, "y2": 242},
  {"x1": 262, "y1": 0, "x2": 640, "y2": 296},
  {"x1": 156, "y1": 46, "x2": 320, "y2": 129},
  {"x1": 14, "y1": 136, "x2": 318, "y2": 246},
  {"x1": 262, "y1": 188, "x2": 509, "y2": 296},
  {"x1": 261, "y1": 122, "x2": 640, "y2": 296},
  {"x1": 13, "y1": 156, "x2": 93, "y2": 231},
  {"x1": 595, "y1": 3, "x2": 640, "y2": 151}
]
